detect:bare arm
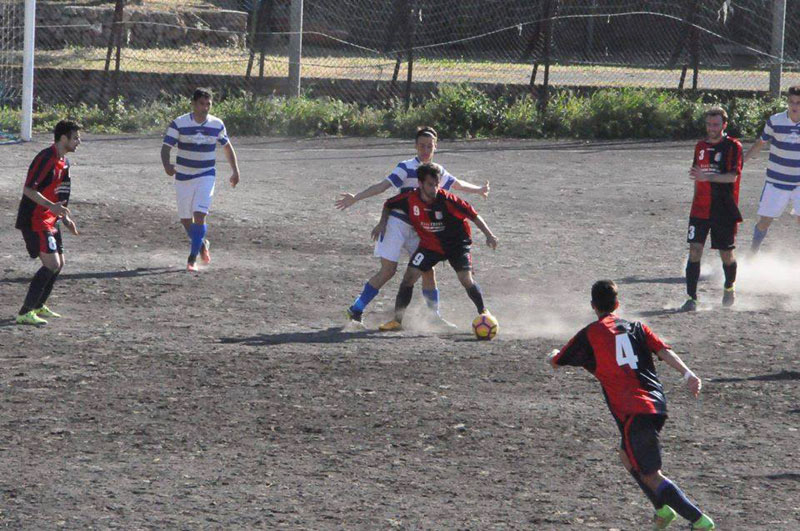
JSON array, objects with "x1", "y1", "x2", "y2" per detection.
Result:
[
  {"x1": 743, "y1": 138, "x2": 768, "y2": 164},
  {"x1": 23, "y1": 187, "x2": 69, "y2": 217},
  {"x1": 656, "y1": 348, "x2": 701, "y2": 397},
  {"x1": 161, "y1": 144, "x2": 175, "y2": 176},
  {"x1": 472, "y1": 214, "x2": 498, "y2": 249},
  {"x1": 688, "y1": 167, "x2": 738, "y2": 183},
  {"x1": 223, "y1": 142, "x2": 240, "y2": 188},
  {"x1": 336, "y1": 180, "x2": 393, "y2": 210},
  {"x1": 371, "y1": 205, "x2": 391, "y2": 241},
  {"x1": 452, "y1": 178, "x2": 490, "y2": 198}
]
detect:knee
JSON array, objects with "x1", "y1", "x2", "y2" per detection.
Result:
[
  {"x1": 641, "y1": 471, "x2": 664, "y2": 491},
  {"x1": 618, "y1": 450, "x2": 632, "y2": 472},
  {"x1": 688, "y1": 247, "x2": 703, "y2": 262}
]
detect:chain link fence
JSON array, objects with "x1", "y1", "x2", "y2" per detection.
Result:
[{"x1": 2, "y1": 0, "x2": 800, "y2": 116}]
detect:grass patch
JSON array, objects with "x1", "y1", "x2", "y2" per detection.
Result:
[{"x1": 0, "y1": 86, "x2": 785, "y2": 140}]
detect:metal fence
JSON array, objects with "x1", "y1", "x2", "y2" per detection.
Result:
[{"x1": 1, "y1": 0, "x2": 799, "y2": 113}]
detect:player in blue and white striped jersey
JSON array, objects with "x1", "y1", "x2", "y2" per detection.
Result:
[
  {"x1": 336, "y1": 126, "x2": 489, "y2": 329},
  {"x1": 744, "y1": 86, "x2": 800, "y2": 253},
  {"x1": 161, "y1": 88, "x2": 241, "y2": 271}
]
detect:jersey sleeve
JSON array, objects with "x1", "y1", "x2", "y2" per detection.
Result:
[
  {"x1": 438, "y1": 165, "x2": 457, "y2": 191},
  {"x1": 444, "y1": 192, "x2": 478, "y2": 220},
  {"x1": 761, "y1": 118, "x2": 774, "y2": 142},
  {"x1": 385, "y1": 163, "x2": 408, "y2": 189},
  {"x1": 641, "y1": 323, "x2": 671, "y2": 353},
  {"x1": 553, "y1": 327, "x2": 595, "y2": 369},
  {"x1": 384, "y1": 191, "x2": 410, "y2": 214},
  {"x1": 163, "y1": 120, "x2": 179, "y2": 147},
  {"x1": 25, "y1": 150, "x2": 50, "y2": 189},
  {"x1": 725, "y1": 139, "x2": 743, "y2": 174},
  {"x1": 217, "y1": 122, "x2": 230, "y2": 146}
]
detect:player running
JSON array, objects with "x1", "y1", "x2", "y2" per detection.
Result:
[
  {"x1": 14, "y1": 120, "x2": 81, "y2": 325},
  {"x1": 744, "y1": 85, "x2": 800, "y2": 253},
  {"x1": 161, "y1": 88, "x2": 241, "y2": 272},
  {"x1": 682, "y1": 106, "x2": 743, "y2": 311},
  {"x1": 373, "y1": 163, "x2": 498, "y2": 331},
  {"x1": 548, "y1": 280, "x2": 715, "y2": 530},
  {"x1": 336, "y1": 126, "x2": 489, "y2": 329}
]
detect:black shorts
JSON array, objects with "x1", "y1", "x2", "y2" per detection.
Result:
[
  {"x1": 408, "y1": 246, "x2": 472, "y2": 273},
  {"x1": 616, "y1": 414, "x2": 666, "y2": 475},
  {"x1": 687, "y1": 217, "x2": 737, "y2": 250},
  {"x1": 21, "y1": 228, "x2": 63, "y2": 259}
]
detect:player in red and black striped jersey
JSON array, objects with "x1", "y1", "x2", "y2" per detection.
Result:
[
  {"x1": 13, "y1": 120, "x2": 82, "y2": 325},
  {"x1": 373, "y1": 163, "x2": 498, "y2": 330},
  {"x1": 548, "y1": 281, "x2": 715, "y2": 530},
  {"x1": 682, "y1": 106, "x2": 743, "y2": 311}
]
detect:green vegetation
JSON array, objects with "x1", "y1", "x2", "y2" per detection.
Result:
[{"x1": 0, "y1": 85, "x2": 787, "y2": 140}]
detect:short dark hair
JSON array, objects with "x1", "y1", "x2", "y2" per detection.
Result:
[
  {"x1": 53, "y1": 120, "x2": 81, "y2": 143},
  {"x1": 415, "y1": 126, "x2": 437, "y2": 142},
  {"x1": 704, "y1": 106, "x2": 728, "y2": 124},
  {"x1": 591, "y1": 280, "x2": 618, "y2": 313},
  {"x1": 416, "y1": 162, "x2": 441, "y2": 185},
  {"x1": 192, "y1": 87, "x2": 213, "y2": 101},
  {"x1": 787, "y1": 86, "x2": 800, "y2": 97}
]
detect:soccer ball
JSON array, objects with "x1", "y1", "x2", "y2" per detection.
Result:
[{"x1": 472, "y1": 312, "x2": 499, "y2": 340}]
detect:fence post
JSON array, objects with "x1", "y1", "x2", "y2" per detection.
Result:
[
  {"x1": 769, "y1": 0, "x2": 786, "y2": 98},
  {"x1": 288, "y1": 0, "x2": 303, "y2": 97}
]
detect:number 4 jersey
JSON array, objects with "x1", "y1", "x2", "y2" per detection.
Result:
[{"x1": 553, "y1": 315, "x2": 670, "y2": 420}]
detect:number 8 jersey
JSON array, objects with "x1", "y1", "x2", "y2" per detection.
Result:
[{"x1": 553, "y1": 315, "x2": 670, "y2": 420}]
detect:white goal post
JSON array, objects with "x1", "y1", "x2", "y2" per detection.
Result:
[{"x1": 21, "y1": 0, "x2": 33, "y2": 141}]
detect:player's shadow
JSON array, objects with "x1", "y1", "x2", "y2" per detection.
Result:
[
  {"x1": 0, "y1": 267, "x2": 178, "y2": 284},
  {"x1": 619, "y1": 275, "x2": 693, "y2": 285},
  {"x1": 709, "y1": 370, "x2": 800, "y2": 383},
  {"x1": 219, "y1": 327, "x2": 394, "y2": 346}
]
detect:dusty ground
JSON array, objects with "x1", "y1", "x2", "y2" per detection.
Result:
[{"x1": 1, "y1": 135, "x2": 799, "y2": 529}]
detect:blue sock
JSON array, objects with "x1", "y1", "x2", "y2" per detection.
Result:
[
  {"x1": 188, "y1": 223, "x2": 207, "y2": 261},
  {"x1": 752, "y1": 225, "x2": 767, "y2": 252},
  {"x1": 351, "y1": 282, "x2": 379, "y2": 313},
  {"x1": 422, "y1": 288, "x2": 440, "y2": 315},
  {"x1": 655, "y1": 478, "x2": 702, "y2": 523}
]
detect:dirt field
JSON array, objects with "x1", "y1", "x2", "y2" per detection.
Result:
[{"x1": 1, "y1": 135, "x2": 799, "y2": 529}]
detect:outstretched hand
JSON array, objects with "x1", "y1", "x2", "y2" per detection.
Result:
[
  {"x1": 336, "y1": 193, "x2": 357, "y2": 210},
  {"x1": 480, "y1": 180, "x2": 490, "y2": 198},
  {"x1": 485, "y1": 233, "x2": 498, "y2": 250}
]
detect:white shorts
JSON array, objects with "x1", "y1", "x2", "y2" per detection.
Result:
[
  {"x1": 373, "y1": 215, "x2": 420, "y2": 262},
  {"x1": 175, "y1": 176, "x2": 215, "y2": 219},
  {"x1": 757, "y1": 182, "x2": 800, "y2": 218}
]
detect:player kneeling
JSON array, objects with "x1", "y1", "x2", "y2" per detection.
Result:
[{"x1": 374, "y1": 163, "x2": 498, "y2": 330}]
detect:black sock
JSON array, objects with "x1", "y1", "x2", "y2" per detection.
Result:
[
  {"x1": 655, "y1": 478, "x2": 702, "y2": 523},
  {"x1": 36, "y1": 269, "x2": 60, "y2": 309},
  {"x1": 19, "y1": 267, "x2": 55, "y2": 315},
  {"x1": 466, "y1": 283, "x2": 485, "y2": 314},
  {"x1": 628, "y1": 469, "x2": 659, "y2": 509},
  {"x1": 722, "y1": 262, "x2": 737, "y2": 289},
  {"x1": 394, "y1": 284, "x2": 414, "y2": 322},
  {"x1": 685, "y1": 260, "x2": 700, "y2": 300}
]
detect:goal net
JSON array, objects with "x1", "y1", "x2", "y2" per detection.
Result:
[{"x1": 0, "y1": 0, "x2": 23, "y2": 142}]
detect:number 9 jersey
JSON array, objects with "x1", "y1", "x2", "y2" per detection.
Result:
[{"x1": 552, "y1": 315, "x2": 671, "y2": 420}]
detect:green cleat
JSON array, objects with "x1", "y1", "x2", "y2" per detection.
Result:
[
  {"x1": 653, "y1": 505, "x2": 677, "y2": 530},
  {"x1": 35, "y1": 305, "x2": 61, "y2": 318},
  {"x1": 691, "y1": 514, "x2": 715, "y2": 530},
  {"x1": 16, "y1": 310, "x2": 47, "y2": 325}
]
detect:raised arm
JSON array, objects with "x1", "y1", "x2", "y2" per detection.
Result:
[
  {"x1": 223, "y1": 142, "x2": 241, "y2": 188},
  {"x1": 743, "y1": 138, "x2": 768, "y2": 164},
  {"x1": 452, "y1": 178, "x2": 490, "y2": 198},
  {"x1": 655, "y1": 348, "x2": 702, "y2": 397},
  {"x1": 336, "y1": 180, "x2": 393, "y2": 210}
]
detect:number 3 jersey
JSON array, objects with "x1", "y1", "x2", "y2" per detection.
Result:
[
  {"x1": 690, "y1": 135, "x2": 743, "y2": 223},
  {"x1": 553, "y1": 315, "x2": 671, "y2": 420}
]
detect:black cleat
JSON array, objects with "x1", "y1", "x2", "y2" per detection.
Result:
[{"x1": 679, "y1": 298, "x2": 697, "y2": 312}]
